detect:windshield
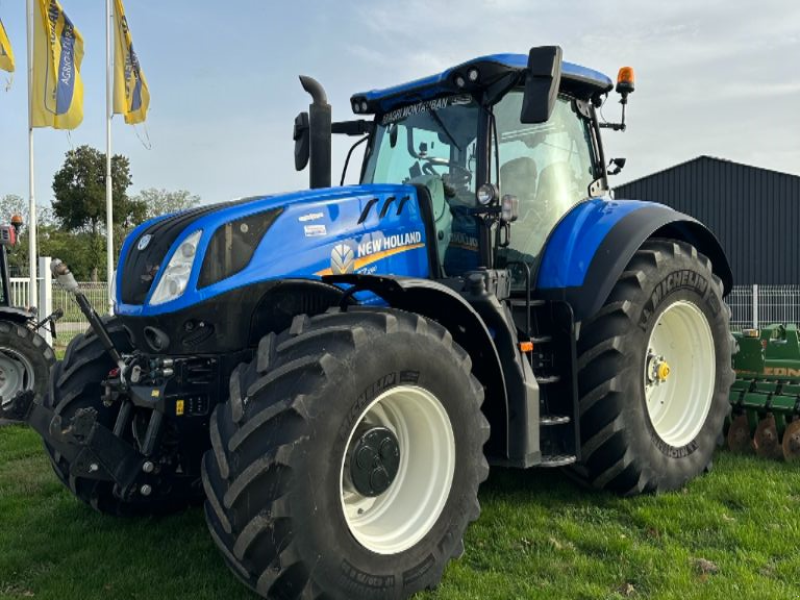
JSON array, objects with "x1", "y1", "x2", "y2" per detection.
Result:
[{"x1": 362, "y1": 95, "x2": 480, "y2": 206}]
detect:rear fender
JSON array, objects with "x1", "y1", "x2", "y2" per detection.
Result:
[{"x1": 537, "y1": 198, "x2": 732, "y2": 324}]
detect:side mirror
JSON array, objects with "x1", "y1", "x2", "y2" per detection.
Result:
[
  {"x1": 520, "y1": 46, "x2": 563, "y2": 124},
  {"x1": 293, "y1": 112, "x2": 310, "y2": 171},
  {"x1": 608, "y1": 157, "x2": 627, "y2": 176}
]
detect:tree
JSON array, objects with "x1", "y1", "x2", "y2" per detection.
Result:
[
  {"x1": 52, "y1": 145, "x2": 147, "y2": 231},
  {"x1": 51, "y1": 146, "x2": 144, "y2": 280},
  {"x1": 0, "y1": 194, "x2": 57, "y2": 228},
  {"x1": 135, "y1": 188, "x2": 201, "y2": 220}
]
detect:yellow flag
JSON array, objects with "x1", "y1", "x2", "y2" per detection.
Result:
[
  {"x1": 0, "y1": 18, "x2": 14, "y2": 73},
  {"x1": 31, "y1": 0, "x2": 84, "y2": 129},
  {"x1": 113, "y1": 0, "x2": 149, "y2": 124}
]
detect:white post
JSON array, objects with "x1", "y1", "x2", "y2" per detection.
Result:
[
  {"x1": 38, "y1": 256, "x2": 52, "y2": 345},
  {"x1": 105, "y1": 0, "x2": 114, "y2": 312},
  {"x1": 753, "y1": 284, "x2": 759, "y2": 330},
  {"x1": 26, "y1": 0, "x2": 37, "y2": 313}
]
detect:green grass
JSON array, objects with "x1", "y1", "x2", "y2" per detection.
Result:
[{"x1": 2, "y1": 426, "x2": 800, "y2": 600}]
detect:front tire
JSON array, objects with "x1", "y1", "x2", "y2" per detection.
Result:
[
  {"x1": 572, "y1": 239, "x2": 733, "y2": 494},
  {"x1": 203, "y1": 307, "x2": 489, "y2": 600}
]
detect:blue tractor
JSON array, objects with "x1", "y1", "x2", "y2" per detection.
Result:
[{"x1": 6, "y1": 47, "x2": 734, "y2": 599}]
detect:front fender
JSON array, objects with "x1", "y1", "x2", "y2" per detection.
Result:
[
  {"x1": 0, "y1": 306, "x2": 36, "y2": 325},
  {"x1": 537, "y1": 198, "x2": 732, "y2": 322}
]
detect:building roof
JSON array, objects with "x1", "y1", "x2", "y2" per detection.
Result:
[
  {"x1": 351, "y1": 53, "x2": 613, "y2": 114},
  {"x1": 617, "y1": 155, "x2": 800, "y2": 189},
  {"x1": 613, "y1": 154, "x2": 800, "y2": 286}
]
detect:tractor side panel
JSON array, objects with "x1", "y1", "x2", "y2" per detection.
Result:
[{"x1": 537, "y1": 197, "x2": 732, "y2": 322}]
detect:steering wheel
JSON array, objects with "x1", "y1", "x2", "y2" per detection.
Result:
[{"x1": 421, "y1": 157, "x2": 472, "y2": 186}]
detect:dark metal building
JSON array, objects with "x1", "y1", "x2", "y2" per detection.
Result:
[{"x1": 614, "y1": 156, "x2": 800, "y2": 286}]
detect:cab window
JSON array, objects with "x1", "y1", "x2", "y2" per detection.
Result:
[{"x1": 493, "y1": 92, "x2": 598, "y2": 269}]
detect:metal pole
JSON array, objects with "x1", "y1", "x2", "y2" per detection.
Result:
[
  {"x1": 38, "y1": 256, "x2": 52, "y2": 345},
  {"x1": 26, "y1": 0, "x2": 37, "y2": 313},
  {"x1": 105, "y1": 0, "x2": 114, "y2": 313},
  {"x1": 753, "y1": 284, "x2": 759, "y2": 329}
]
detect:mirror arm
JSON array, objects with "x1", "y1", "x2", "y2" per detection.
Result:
[
  {"x1": 599, "y1": 93, "x2": 629, "y2": 131},
  {"x1": 332, "y1": 120, "x2": 375, "y2": 137}
]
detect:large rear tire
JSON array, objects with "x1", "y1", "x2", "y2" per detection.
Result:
[
  {"x1": 202, "y1": 307, "x2": 489, "y2": 600},
  {"x1": 572, "y1": 238, "x2": 734, "y2": 494},
  {"x1": 43, "y1": 318, "x2": 201, "y2": 515}
]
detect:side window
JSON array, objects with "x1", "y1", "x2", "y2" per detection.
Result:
[{"x1": 493, "y1": 92, "x2": 597, "y2": 268}]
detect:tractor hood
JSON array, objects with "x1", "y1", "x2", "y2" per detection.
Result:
[{"x1": 115, "y1": 184, "x2": 431, "y2": 317}]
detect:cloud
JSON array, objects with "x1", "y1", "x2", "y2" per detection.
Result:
[{"x1": 341, "y1": 0, "x2": 800, "y2": 181}]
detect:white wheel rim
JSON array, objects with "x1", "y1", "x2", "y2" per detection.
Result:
[
  {"x1": 644, "y1": 300, "x2": 716, "y2": 448},
  {"x1": 0, "y1": 347, "x2": 34, "y2": 403},
  {"x1": 340, "y1": 385, "x2": 456, "y2": 555}
]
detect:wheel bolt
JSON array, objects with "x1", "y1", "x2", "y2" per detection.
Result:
[
  {"x1": 140, "y1": 484, "x2": 152, "y2": 496},
  {"x1": 142, "y1": 461, "x2": 154, "y2": 473}
]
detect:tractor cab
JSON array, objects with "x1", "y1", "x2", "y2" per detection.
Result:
[
  {"x1": 360, "y1": 84, "x2": 603, "y2": 280},
  {"x1": 303, "y1": 50, "x2": 631, "y2": 288}
]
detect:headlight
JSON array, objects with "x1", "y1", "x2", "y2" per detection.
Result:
[
  {"x1": 476, "y1": 183, "x2": 498, "y2": 205},
  {"x1": 149, "y1": 230, "x2": 202, "y2": 306}
]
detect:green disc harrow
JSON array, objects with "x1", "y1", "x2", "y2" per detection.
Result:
[{"x1": 727, "y1": 324, "x2": 800, "y2": 461}]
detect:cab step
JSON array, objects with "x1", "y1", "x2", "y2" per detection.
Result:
[
  {"x1": 509, "y1": 298, "x2": 545, "y2": 308},
  {"x1": 540, "y1": 454, "x2": 577, "y2": 468},
  {"x1": 540, "y1": 414, "x2": 571, "y2": 426}
]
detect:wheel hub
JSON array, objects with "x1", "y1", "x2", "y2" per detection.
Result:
[
  {"x1": 349, "y1": 426, "x2": 400, "y2": 497},
  {"x1": 339, "y1": 385, "x2": 456, "y2": 555},
  {"x1": 646, "y1": 354, "x2": 671, "y2": 383},
  {"x1": 0, "y1": 349, "x2": 33, "y2": 400}
]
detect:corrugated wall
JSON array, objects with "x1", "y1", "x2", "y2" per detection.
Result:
[{"x1": 614, "y1": 156, "x2": 800, "y2": 286}]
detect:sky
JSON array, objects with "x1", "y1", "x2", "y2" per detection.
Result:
[{"x1": 0, "y1": 0, "x2": 798, "y2": 208}]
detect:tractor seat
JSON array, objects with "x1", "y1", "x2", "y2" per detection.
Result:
[
  {"x1": 534, "y1": 161, "x2": 580, "y2": 213},
  {"x1": 500, "y1": 157, "x2": 541, "y2": 256},
  {"x1": 500, "y1": 157, "x2": 537, "y2": 204}
]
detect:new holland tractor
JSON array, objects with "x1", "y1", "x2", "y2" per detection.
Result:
[{"x1": 2, "y1": 47, "x2": 735, "y2": 599}]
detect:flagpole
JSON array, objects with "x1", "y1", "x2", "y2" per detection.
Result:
[
  {"x1": 105, "y1": 0, "x2": 114, "y2": 312},
  {"x1": 26, "y1": 0, "x2": 37, "y2": 313}
]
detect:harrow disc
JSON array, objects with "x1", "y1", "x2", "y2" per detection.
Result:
[
  {"x1": 753, "y1": 414, "x2": 783, "y2": 460},
  {"x1": 727, "y1": 413, "x2": 753, "y2": 453},
  {"x1": 782, "y1": 420, "x2": 800, "y2": 462}
]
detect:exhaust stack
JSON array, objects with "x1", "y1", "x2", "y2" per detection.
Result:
[{"x1": 299, "y1": 76, "x2": 332, "y2": 189}]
